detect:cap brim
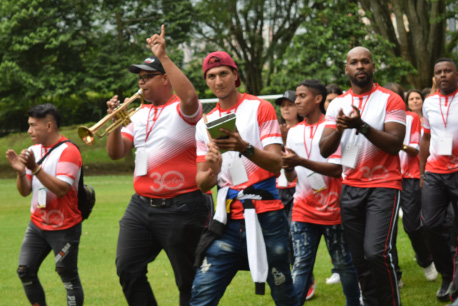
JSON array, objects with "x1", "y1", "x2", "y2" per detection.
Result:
[
  {"x1": 128, "y1": 64, "x2": 161, "y2": 74},
  {"x1": 275, "y1": 97, "x2": 295, "y2": 106}
]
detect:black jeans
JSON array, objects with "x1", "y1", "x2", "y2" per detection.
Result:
[
  {"x1": 340, "y1": 185, "x2": 401, "y2": 306},
  {"x1": 116, "y1": 191, "x2": 210, "y2": 306},
  {"x1": 18, "y1": 221, "x2": 83, "y2": 306}
]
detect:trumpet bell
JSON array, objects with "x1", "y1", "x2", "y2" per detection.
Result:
[
  {"x1": 78, "y1": 126, "x2": 95, "y2": 145},
  {"x1": 77, "y1": 89, "x2": 143, "y2": 145}
]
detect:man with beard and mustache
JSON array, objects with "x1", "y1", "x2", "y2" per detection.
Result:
[
  {"x1": 420, "y1": 58, "x2": 458, "y2": 303},
  {"x1": 319, "y1": 46, "x2": 406, "y2": 306}
]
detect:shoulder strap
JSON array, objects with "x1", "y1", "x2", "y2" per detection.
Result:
[{"x1": 37, "y1": 140, "x2": 74, "y2": 165}]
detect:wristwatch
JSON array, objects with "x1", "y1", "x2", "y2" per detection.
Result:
[
  {"x1": 357, "y1": 121, "x2": 370, "y2": 135},
  {"x1": 241, "y1": 143, "x2": 255, "y2": 158}
]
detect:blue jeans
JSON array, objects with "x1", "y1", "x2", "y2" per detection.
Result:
[
  {"x1": 190, "y1": 210, "x2": 299, "y2": 306},
  {"x1": 291, "y1": 221, "x2": 360, "y2": 306}
]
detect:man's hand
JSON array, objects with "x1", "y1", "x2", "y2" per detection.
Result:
[
  {"x1": 213, "y1": 128, "x2": 248, "y2": 153},
  {"x1": 6, "y1": 149, "x2": 26, "y2": 174},
  {"x1": 107, "y1": 95, "x2": 121, "y2": 115},
  {"x1": 281, "y1": 147, "x2": 301, "y2": 169},
  {"x1": 146, "y1": 24, "x2": 166, "y2": 59},
  {"x1": 205, "y1": 141, "x2": 222, "y2": 174},
  {"x1": 336, "y1": 106, "x2": 363, "y2": 131},
  {"x1": 280, "y1": 123, "x2": 291, "y2": 144},
  {"x1": 21, "y1": 149, "x2": 39, "y2": 173}
]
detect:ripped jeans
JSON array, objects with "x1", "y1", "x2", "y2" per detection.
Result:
[
  {"x1": 291, "y1": 222, "x2": 361, "y2": 306},
  {"x1": 18, "y1": 221, "x2": 83, "y2": 306},
  {"x1": 190, "y1": 210, "x2": 299, "y2": 306}
]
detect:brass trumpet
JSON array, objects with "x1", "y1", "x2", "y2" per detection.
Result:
[{"x1": 78, "y1": 89, "x2": 143, "y2": 145}]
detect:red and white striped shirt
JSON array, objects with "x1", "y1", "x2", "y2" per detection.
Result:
[
  {"x1": 122, "y1": 94, "x2": 202, "y2": 198},
  {"x1": 325, "y1": 84, "x2": 406, "y2": 190},
  {"x1": 196, "y1": 93, "x2": 284, "y2": 219},
  {"x1": 27, "y1": 136, "x2": 82, "y2": 230},
  {"x1": 400, "y1": 111, "x2": 421, "y2": 178},
  {"x1": 423, "y1": 89, "x2": 458, "y2": 173}
]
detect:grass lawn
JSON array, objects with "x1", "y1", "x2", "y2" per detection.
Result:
[{"x1": 0, "y1": 175, "x2": 452, "y2": 305}]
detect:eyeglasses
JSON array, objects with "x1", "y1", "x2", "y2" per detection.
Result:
[{"x1": 138, "y1": 73, "x2": 162, "y2": 83}]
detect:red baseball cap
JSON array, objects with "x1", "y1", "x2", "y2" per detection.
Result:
[{"x1": 202, "y1": 51, "x2": 241, "y2": 87}]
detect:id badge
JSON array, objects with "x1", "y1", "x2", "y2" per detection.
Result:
[
  {"x1": 437, "y1": 135, "x2": 453, "y2": 156},
  {"x1": 135, "y1": 147, "x2": 148, "y2": 176},
  {"x1": 307, "y1": 172, "x2": 327, "y2": 193},
  {"x1": 229, "y1": 157, "x2": 249, "y2": 186},
  {"x1": 277, "y1": 169, "x2": 288, "y2": 187},
  {"x1": 341, "y1": 143, "x2": 359, "y2": 169},
  {"x1": 38, "y1": 187, "x2": 47, "y2": 208}
]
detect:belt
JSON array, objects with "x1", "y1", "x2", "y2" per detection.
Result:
[{"x1": 138, "y1": 190, "x2": 203, "y2": 208}]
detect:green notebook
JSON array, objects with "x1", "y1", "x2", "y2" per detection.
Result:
[{"x1": 206, "y1": 113, "x2": 237, "y2": 139}]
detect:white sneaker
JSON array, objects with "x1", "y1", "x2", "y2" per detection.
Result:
[
  {"x1": 424, "y1": 262, "x2": 438, "y2": 281},
  {"x1": 398, "y1": 279, "x2": 404, "y2": 289},
  {"x1": 326, "y1": 272, "x2": 341, "y2": 284}
]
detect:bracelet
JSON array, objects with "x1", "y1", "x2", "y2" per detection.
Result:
[
  {"x1": 32, "y1": 165, "x2": 42, "y2": 175},
  {"x1": 402, "y1": 145, "x2": 408, "y2": 151}
]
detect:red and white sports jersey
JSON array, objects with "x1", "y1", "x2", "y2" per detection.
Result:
[
  {"x1": 121, "y1": 94, "x2": 202, "y2": 198},
  {"x1": 325, "y1": 84, "x2": 406, "y2": 189},
  {"x1": 286, "y1": 119, "x2": 342, "y2": 225},
  {"x1": 399, "y1": 111, "x2": 421, "y2": 178},
  {"x1": 196, "y1": 93, "x2": 284, "y2": 219},
  {"x1": 27, "y1": 136, "x2": 82, "y2": 230},
  {"x1": 423, "y1": 89, "x2": 458, "y2": 173}
]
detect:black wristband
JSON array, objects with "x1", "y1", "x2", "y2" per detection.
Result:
[{"x1": 357, "y1": 121, "x2": 370, "y2": 135}]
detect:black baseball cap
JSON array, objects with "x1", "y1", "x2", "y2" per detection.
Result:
[
  {"x1": 128, "y1": 56, "x2": 166, "y2": 74},
  {"x1": 275, "y1": 90, "x2": 296, "y2": 106}
]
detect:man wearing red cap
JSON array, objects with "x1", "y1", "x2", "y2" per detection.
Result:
[
  {"x1": 105, "y1": 25, "x2": 210, "y2": 306},
  {"x1": 190, "y1": 51, "x2": 298, "y2": 306}
]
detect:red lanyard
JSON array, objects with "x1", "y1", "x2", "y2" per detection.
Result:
[
  {"x1": 145, "y1": 104, "x2": 167, "y2": 143},
  {"x1": 303, "y1": 115, "x2": 324, "y2": 159},
  {"x1": 439, "y1": 93, "x2": 456, "y2": 128},
  {"x1": 350, "y1": 85, "x2": 376, "y2": 118}
]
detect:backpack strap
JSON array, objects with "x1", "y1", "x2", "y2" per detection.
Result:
[{"x1": 37, "y1": 140, "x2": 73, "y2": 165}]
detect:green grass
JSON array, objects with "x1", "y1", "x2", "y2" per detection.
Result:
[{"x1": 0, "y1": 175, "x2": 452, "y2": 305}]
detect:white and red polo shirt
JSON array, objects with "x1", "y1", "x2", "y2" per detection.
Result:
[
  {"x1": 196, "y1": 93, "x2": 284, "y2": 219},
  {"x1": 287, "y1": 118, "x2": 342, "y2": 225},
  {"x1": 325, "y1": 84, "x2": 406, "y2": 190},
  {"x1": 27, "y1": 136, "x2": 82, "y2": 230},
  {"x1": 121, "y1": 94, "x2": 202, "y2": 198},
  {"x1": 399, "y1": 111, "x2": 421, "y2": 179},
  {"x1": 423, "y1": 89, "x2": 458, "y2": 173}
]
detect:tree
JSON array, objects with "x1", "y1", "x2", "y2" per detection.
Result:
[
  {"x1": 357, "y1": 0, "x2": 458, "y2": 89},
  {"x1": 192, "y1": 0, "x2": 307, "y2": 95},
  {"x1": 0, "y1": 0, "x2": 195, "y2": 133},
  {"x1": 267, "y1": 0, "x2": 415, "y2": 93},
  {"x1": 0, "y1": 0, "x2": 100, "y2": 132}
]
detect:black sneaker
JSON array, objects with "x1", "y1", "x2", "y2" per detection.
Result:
[{"x1": 437, "y1": 280, "x2": 453, "y2": 301}]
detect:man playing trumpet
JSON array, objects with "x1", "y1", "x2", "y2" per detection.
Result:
[{"x1": 106, "y1": 25, "x2": 210, "y2": 306}]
